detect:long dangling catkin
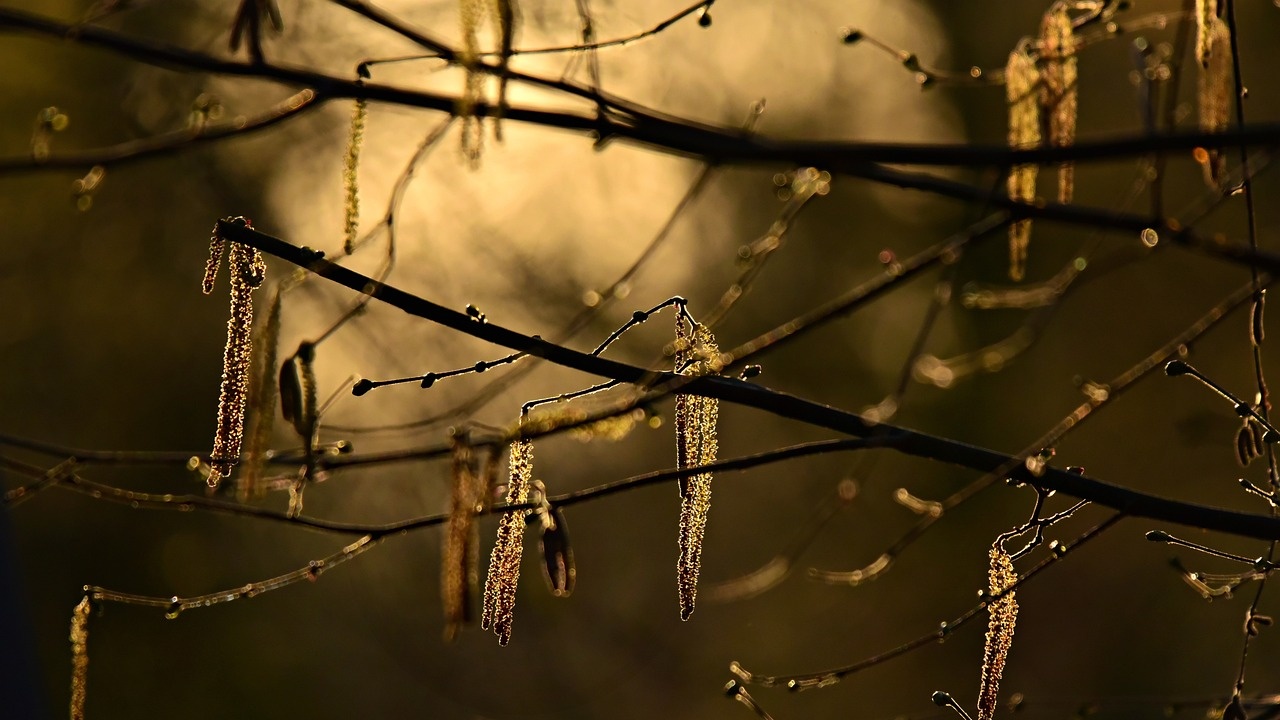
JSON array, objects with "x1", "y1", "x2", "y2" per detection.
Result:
[
  {"x1": 977, "y1": 545, "x2": 1019, "y2": 720},
  {"x1": 238, "y1": 288, "x2": 281, "y2": 503},
  {"x1": 482, "y1": 437, "x2": 532, "y2": 645},
  {"x1": 1197, "y1": 15, "x2": 1231, "y2": 188},
  {"x1": 1040, "y1": 5, "x2": 1077, "y2": 204},
  {"x1": 206, "y1": 219, "x2": 266, "y2": 488},
  {"x1": 489, "y1": 0, "x2": 516, "y2": 141},
  {"x1": 1006, "y1": 45, "x2": 1041, "y2": 282},
  {"x1": 459, "y1": 0, "x2": 486, "y2": 165},
  {"x1": 443, "y1": 436, "x2": 483, "y2": 642},
  {"x1": 70, "y1": 596, "x2": 90, "y2": 720},
  {"x1": 675, "y1": 319, "x2": 719, "y2": 621},
  {"x1": 342, "y1": 98, "x2": 367, "y2": 255}
]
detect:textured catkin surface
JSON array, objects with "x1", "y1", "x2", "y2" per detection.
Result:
[
  {"x1": 69, "y1": 596, "x2": 90, "y2": 720},
  {"x1": 205, "y1": 221, "x2": 266, "y2": 486},
  {"x1": 977, "y1": 547, "x2": 1018, "y2": 720},
  {"x1": 675, "y1": 320, "x2": 719, "y2": 621},
  {"x1": 482, "y1": 438, "x2": 532, "y2": 645}
]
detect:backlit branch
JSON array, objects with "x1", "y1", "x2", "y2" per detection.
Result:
[{"x1": 206, "y1": 222, "x2": 1280, "y2": 541}]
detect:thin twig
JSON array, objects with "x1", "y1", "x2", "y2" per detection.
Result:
[{"x1": 732, "y1": 513, "x2": 1124, "y2": 690}]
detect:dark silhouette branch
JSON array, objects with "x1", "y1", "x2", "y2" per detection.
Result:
[{"x1": 209, "y1": 221, "x2": 1280, "y2": 541}]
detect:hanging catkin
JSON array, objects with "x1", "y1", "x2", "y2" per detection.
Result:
[
  {"x1": 1005, "y1": 45, "x2": 1041, "y2": 282},
  {"x1": 459, "y1": 0, "x2": 486, "y2": 164},
  {"x1": 443, "y1": 437, "x2": 483, "y2": 641},
  {"x1": 490, "y1": 0, "x2": 516, "y2": 141},
  {"x1": 342, "y1": 98, "x2": 367, "y2": 254},
  {"x1": 204, "y1": 218, "x2": 266, "y2": 487},
  {"x1": 1197, "y1": 14, "x2": 1232, "y2": 188},
  {"x1": 1040, "y1": 5, "x2": 1078, "y2": 203},
  {"x1": 675, "y1": 318, "x2": 719, "y2": 621},
  {"x1": 238, "y1": 288, "x2": 281, "y2": 502},
  {"x1": 482, "y1": 436, "x2": 532, "y2": 645},
  {"x1": 69, "y1": 596, "x2": 91, "y2": 720},
  {"x1": 977, "y1": 545, "x2": 1019, "y2": 720}
]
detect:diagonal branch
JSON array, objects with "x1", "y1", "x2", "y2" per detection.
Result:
[{"x1": 214, "y1": 221, "x2": 1280, "y2": 541}]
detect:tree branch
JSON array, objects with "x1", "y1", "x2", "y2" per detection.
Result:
[
  {"x1": 214, "y1": 222, "x2": 1280, "y2": 541},
  {"x1": 3, "y1": 7, "x2": 1280, "y2": 175}
]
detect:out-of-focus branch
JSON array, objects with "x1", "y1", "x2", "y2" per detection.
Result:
[
  {"x1": 3, "y1": 8, "x2": 1280, "y2": 176},
  {"x1": 0, "y1": 89, "x2": 317, "y2": 173}
]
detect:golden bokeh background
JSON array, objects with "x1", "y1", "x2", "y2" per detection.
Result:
[{"x1": 3, "y1": 1, "x2": 1280, "y2": 718}]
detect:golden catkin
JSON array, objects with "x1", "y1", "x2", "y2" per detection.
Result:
[
  {"x1": 69, "y1": 596, "x2": 90, "y2": 720},
  {"x1": 1005, "y1": 45, "x2": 1041, "y2": 282},
  {"x1": 977, "y1": 546, "x2": 1019, "y2": 720},
  {"x1": 459, "y1": 0, "x2": 486, "y2": 165},
  {"x1": 482, "y1": 437, "x2": 532, "y2": 645},
  {"x1": 238, "y1": 288, "x2": 281, "y2": 503},
  {"x1": 489, "y1": 0, "x2": 516, "y2": 140},
  {"x1": 1040, "y1": 6, "x2": 1078, "y2": 203},
  {"x1": 206, "y1": 220, "x2": 266, "y2": 487},
  {"x1": 342, "y1": 98, "x2": 367, "y2": 255},
  {"x1": 443, "y1": 438, "x2": 483, "y2": 642},
  {"x1": 1197, "y1": 16, "x2": 1231, "y2": 188},
  {"x1": 675, "y1": 319, "x2": 719, "y2": 621}
]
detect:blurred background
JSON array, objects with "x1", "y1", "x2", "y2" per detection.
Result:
[{"x1": 2, "y1": 1, "x2": 1280, "y2": 718}]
